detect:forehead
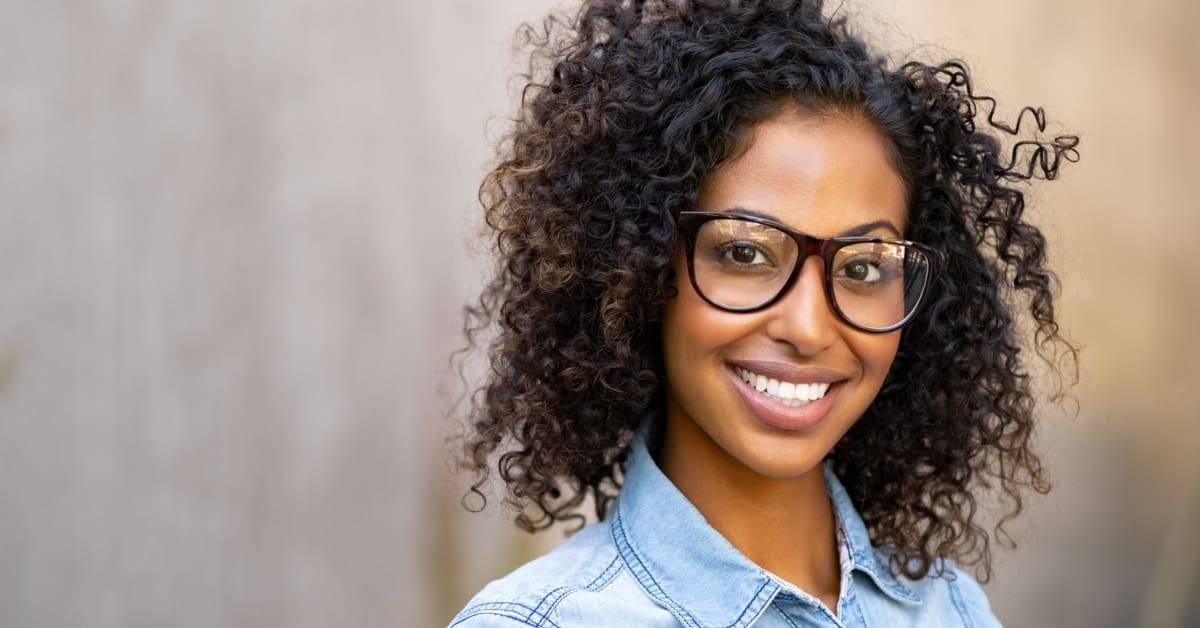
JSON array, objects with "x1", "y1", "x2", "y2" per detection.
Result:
[{"x1": 697, "y1": 108, "x2": 907, "y2": 237}]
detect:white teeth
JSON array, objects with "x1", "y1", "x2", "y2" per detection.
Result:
[{"x1": 735, "y1": 367, "x2": 832, "y2": 406}]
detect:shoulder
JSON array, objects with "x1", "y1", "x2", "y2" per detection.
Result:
[
  {"x1": 900, "y1": 559, "x2": 1003, "y2": 628},
  {"x1": 451, "y1": 522, "x2": 658, "y2": 627},
  {"x1": 941, "y1": 562, "x2": 1003, "y2": 627}
]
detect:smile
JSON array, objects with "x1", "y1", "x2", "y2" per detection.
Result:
[{"x1": 734, "y1": 367, "x2": 832, "y2": 407}]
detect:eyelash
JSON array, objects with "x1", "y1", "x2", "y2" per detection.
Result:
[{"x1": 711, "y1": 242, "x2": 777, "y2": 267}]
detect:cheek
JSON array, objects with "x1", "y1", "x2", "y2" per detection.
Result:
[
  {"x1": 663, "y1": 253, "x2": 711, "y2": 354},
  {"x1": 662, "y1": 286, "x2": 719, "y2": 362},
  {"x1": 662, "y1": 257, "x2": 753, "y2": 367},
  {"x1": 850, "y1": 331, "x2": 901, "y2": 382}
]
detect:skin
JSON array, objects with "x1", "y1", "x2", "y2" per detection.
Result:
[{"x1": 659, "y1": 106, "x2": 907, "y2": 612}]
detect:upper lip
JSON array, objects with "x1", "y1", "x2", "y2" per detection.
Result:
[{"x1": 727, "y1": 359, "x2": 849, "y2": 384}]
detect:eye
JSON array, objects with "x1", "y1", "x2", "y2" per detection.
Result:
[
  {"x1": 716, "y1": 241, "x2": 772, "y2": 267},
  {"x1": 727, "y1": 243, "x2": 765, "y2": 265},
  {"x1": 838, "y1": 258, "x2": 883, "y2": 282}
]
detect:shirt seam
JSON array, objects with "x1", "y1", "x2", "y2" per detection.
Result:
[
  {"x1": 825, "y1": 466, "x2": 922, "y2": 605},
  {"x1": 585, "y1": 554, "x2": 623, "y2": 591},
  {"x1": 456, "y1": 554, "x2": 623, "y2": 627},
  {"x1": 730, "y1": 579, "x2": 777, "y2": 628},
  {"x1": 527, "y1": 587, "x2": 574, "y2": 626},
  {"x1": 612, "y1": 507, "x2": 703, "y2": 628},
  {"x1": 526, "y1": 556, "x2": 622, "y2": 625},
  {"x1": 946, "y1": 574, "x2": 977, "y2": 628},
  {"x1": 614, "y1": 505, "x2": 779, "y2": 628},
  {"x1": 450, "y1": 602, "x2": 562, "y2": 628},
  {"x1": 771, "y1": 604, "x2": 804, "y2": 628},
  {"x1": 846, "y1": 588, "x2": 869, "y2": 627}
]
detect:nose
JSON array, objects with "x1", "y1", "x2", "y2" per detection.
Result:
[{"x1": 762, "y1": 255, "x2": 838, "y2": 355}]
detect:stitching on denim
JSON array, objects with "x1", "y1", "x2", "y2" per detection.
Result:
[
  {"x1": 854, "y1": 556, "x2": 920, "y2": 604},
  {"x1": 450, "y1": 601, "x2": 542, "y2": 627},
  {"x1": 946, "y1": 575, "x2": 976, "y2": 628},
  {"x1": 771, "y1": 603, "x2": 803, "y2": 628},
  {"x1": 730, "y1": 578, "x2": 776, "y2": 628},
  {"x1": 528, "y1": 587, "x2": 576, "y2": 626},
  {"x1": 827, "y1": 468, "x2": 922, "y2": 606},
  {"x1": 585, "y1": 555, "x2": 623, "y2": 592},
  {"x1": 846, "y1": 588, "x2": 869, "y2": 627},
  {"x1": 612, "y1": 507, "x2": 702, "y2": 628},
  {"x1": 527, "y1": 556, "x2": 622, "y2": 627}
]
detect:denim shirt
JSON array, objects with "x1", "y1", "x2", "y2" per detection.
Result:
[{"x1": 451, "y1": 430, "x2": 1002, "y2": 627}]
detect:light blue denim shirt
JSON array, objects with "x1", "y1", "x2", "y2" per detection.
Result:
[{"x1": 452, "y1": 429, "x2": 1002, "y2": 627}]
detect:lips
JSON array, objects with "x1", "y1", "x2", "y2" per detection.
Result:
[
  {"x1": 734, "y1": 366, "x2": 831, "y2": 407},
  {"x1": 725, "y1": 360, "x2": 847, "y2": 432}
]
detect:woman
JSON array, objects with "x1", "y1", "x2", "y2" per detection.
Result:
[{"x1": 452, "y1": 0, "x2": 1078, "y2": 625}]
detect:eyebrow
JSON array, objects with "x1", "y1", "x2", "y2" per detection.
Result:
[
  {"x1": 719, "y1": 208, "x2": 903, "y2": 238},
  {"x1": 839, "y1": 220, "x2": 902, "y2": 238}
]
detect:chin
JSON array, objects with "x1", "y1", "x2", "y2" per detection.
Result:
[{"x1": 721, "y1": 430, "x2": 837, "y2": 480}]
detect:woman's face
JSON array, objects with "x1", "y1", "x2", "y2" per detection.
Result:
[{"x1": 661, "y1": 107, "x2": 905, "y2": 481}]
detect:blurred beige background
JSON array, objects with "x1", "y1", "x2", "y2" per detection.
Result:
[{"x1": 1, "y1": 1, "x2": 1197, "y2": 627}]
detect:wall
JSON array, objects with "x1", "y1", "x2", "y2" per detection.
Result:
[{"x1": 0, "y1": 1, "x2": 1195, "y2": 626}]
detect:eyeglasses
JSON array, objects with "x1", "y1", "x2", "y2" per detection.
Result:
[{"x1": 677, "y1": 211, "x2": 944, "y2": 333}]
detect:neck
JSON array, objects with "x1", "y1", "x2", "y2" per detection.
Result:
[{"x1": 658, "y1": 418, "x2": 842, "y2": 607}]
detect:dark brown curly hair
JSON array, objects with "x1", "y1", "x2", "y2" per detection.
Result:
[{"x1": 457, "y1": 0, "x2": 1078, "y2": 582}]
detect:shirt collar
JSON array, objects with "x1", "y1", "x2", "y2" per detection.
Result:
[
  {"x1": 823, "y1": 465, "x2": 922, "y2": 604},
  {"x1": 611, "y1": 425, "x2": 920, "y2": 627},
  {"x1": 612, "y1": 427, "x2": 778, "y2": 627}
]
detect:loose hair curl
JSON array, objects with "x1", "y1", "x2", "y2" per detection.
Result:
[{"x1": 458, "y1": 0, "x2": 1079, "y2": 582}]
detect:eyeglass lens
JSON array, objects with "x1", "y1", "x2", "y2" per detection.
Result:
[{"x1": 690, "y1": 218, "x2": 931, "y2": 330}]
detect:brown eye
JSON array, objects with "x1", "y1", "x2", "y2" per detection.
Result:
[
  {"x1": 717, "y1": 242, "x2": 770, "y2": 267},
  {"x1": 843, "y1": 260, "x2": 871, "y2": 281},
  {"x1": 836, "y1": 256, "x2": 885, "y2": 283},
  {"x1": 730, "y1": 244, "x2": 759, "y2": 264}
]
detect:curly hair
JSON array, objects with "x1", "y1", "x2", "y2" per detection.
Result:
[{"x1": 457, "y1": 0, "x2": 1078, "y2": 582}]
